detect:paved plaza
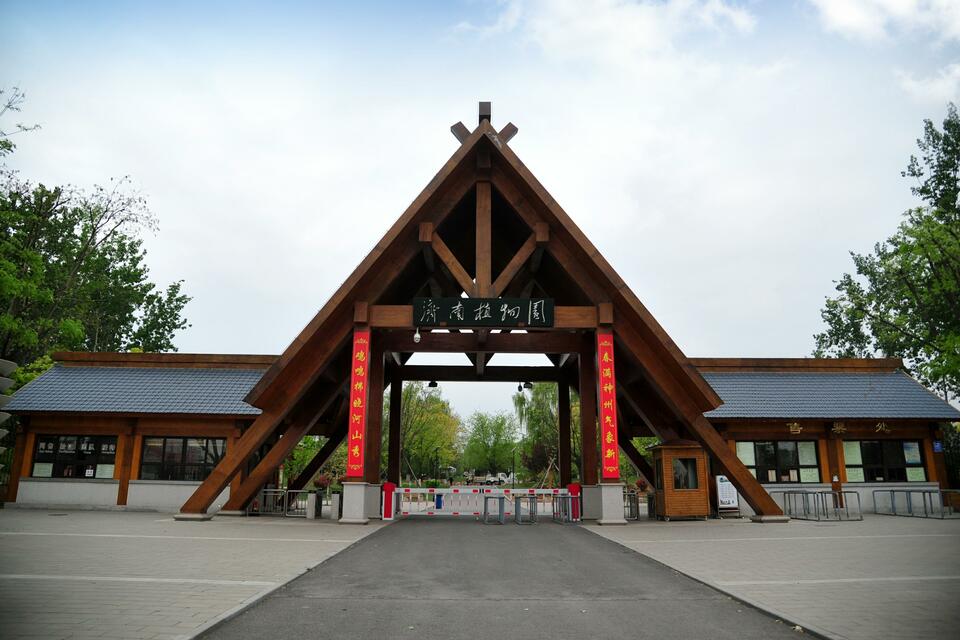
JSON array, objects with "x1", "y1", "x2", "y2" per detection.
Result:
[
  {"x1": 0, "y1": 508, "x2": 383, "y2": 639},
  {"x1": 586, "y1": 514, "x2": 960, "y2": 640},
  {"x1": 201, "y1": 518, "x2": 799, "y2": 640},
  {"x1": 0, "y1": 508, "x2": 957, "y2": 639}
]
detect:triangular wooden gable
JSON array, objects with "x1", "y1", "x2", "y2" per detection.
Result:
[{"x1": 180, "y1": 110, "x2": 781, "y2": 517}]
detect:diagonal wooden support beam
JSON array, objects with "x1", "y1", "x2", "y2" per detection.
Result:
[
  {"x1": 499, "y1": 122, "x2": 518, "y2": 144},
  {"x1": 614, "y1": 322, "x2": 782, "y2": 516},
  {"x1": 179, "y1": 407, "x2": 285, "y2": 514},
  {"x1": 287, "y1": 418, "x2": 348, "y2": 491},
  {"x1": 491, "y1": 233, "x2": 537, "y2": 297},
  {"x1": 431, "y1": 232, "x2": 476, "y2": 296},
  {"x1": 450, "y1": 121, "x2": 470, "y2": 144},
  {"x1": 221, "y1": 383, "x2": 345, "y2": 511},
  {"x1": 618, "y1": 427, "x2": 655, "y2": 486}
]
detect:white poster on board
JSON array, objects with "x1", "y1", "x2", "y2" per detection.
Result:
[{"x1": 716, "y1": 475, "x2": 739, "y2": 509}]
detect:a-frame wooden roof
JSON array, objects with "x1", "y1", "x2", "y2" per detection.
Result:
[{"x1": 245, "y1": 116, "x2": 722, "y2": 420}]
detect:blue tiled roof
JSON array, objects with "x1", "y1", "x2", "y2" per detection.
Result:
[
  {"x1": 6, "y1": 365, "x2": 264, "y2": 415},
  {"x1": 703, "y1": 370, "x2": 960, "y2": 420}
]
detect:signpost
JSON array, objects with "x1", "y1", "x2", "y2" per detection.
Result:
[
  {"x1": 716, "y1": 475, "x2": 740, "y2": 517},
  {"x1": 413, "y1": 297, "x2": 554, "y2": 328}
]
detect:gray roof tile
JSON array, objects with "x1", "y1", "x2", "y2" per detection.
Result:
[
  {"x1": 703, "y1": 370, "x2": 960, "y2": 420},
  {"x1": 6, "y1": 365, "x2": 263, "y2": 415}
]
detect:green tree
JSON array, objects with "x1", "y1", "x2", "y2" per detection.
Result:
[
  {"x1": 461, "y1": 411, "x2": 518, "y2": 475},
  {"x1": 814, "y1": 104, "x2": 960, "y2": 401},
  {"x1": 384, "y1": 382, "x2": 460, "y2": 482},
  {"x1": 0, "y1": 87, "x2": 39, "y2": 157}
]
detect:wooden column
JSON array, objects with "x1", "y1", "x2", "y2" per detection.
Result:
[
  {"x1": 476, "y1": 181, "x2": 492, "y2": 297},
  {"x1": 5, "y1": 424, "x2": 28, "y2": 502},
  {"x1": 579, "y1": 334, "x2": 599, "y2": 485},
  {"x1": 115, "y1": 421, "x2": 136, "y2": 506},
  {"x1": 387, "y1": 368, "x2": 403, "y2": 484},
  {"x1": 558, "y1": 381, "x2": 572, "y2": 486},
  {"x1": 364, "y1": 339, "x2": 385, "y2": 484}
]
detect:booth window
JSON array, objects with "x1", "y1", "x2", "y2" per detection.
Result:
[
  {"x1": 735, "y1": 441, "x2": 820, "y2": 483},
  {"x1": 139, "y1": 437, "x2": 226, "y2": 481},
  {"x1": 32, "y1": 435, "x2": 117, "y2": 479},
  {"x1": 673, "y1": 458, "x2": 698, "y2": 489},
  {"x1": 655, "y1": 458, "x2": 663, "y2": 490},
  {"x1": 843, "y1": 440, "x2": 926, "y2": 482}
]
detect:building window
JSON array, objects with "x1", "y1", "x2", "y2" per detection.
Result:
[
  {"x1": 736, "y1": 441, "x2": 820, "y2": 484},
  {"x1": 32, "y1": 435, "x2": 117, "y2": 479},
  {"x1": 843, "y1": 440, "x2": 926, "y2": 483},
  {"x1": 655, "y1": 458, "x2": 663, "y2": 490},
  {"x1": 673, "y1": 458, "x2": 699, "y2": 489},
  {"x1": 139, "y1": 437, "x2": 226, "y2": 481}
]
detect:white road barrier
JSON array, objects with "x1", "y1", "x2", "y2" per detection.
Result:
[{"x1": 393, "y1": 487, "x2": 569, "y2": 519}]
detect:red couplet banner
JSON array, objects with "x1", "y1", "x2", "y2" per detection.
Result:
[
  {"x1": 597, "y1": 331, "x2": 620, "y2": 480},
  {"x1": 345, "y1": 329, "x2": 371, "y2": 478}
]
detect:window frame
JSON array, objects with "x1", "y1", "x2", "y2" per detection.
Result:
[
  {"x1": 843, "y1": 439, "x2": 926, "y2": 483},
  {"x1": 735, "y1": 440, "x2": 820, "y2": 484},
  {"x1": 138, "y1": 436, "x2": 226, "y2": 482},
  {"x1": 32, "y1": 434, "x2": 118, "y2": 479}
]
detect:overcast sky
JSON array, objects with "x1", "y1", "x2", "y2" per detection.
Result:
[{"x1": 3, "y1": 0, "x2": 958, "y2": 418}]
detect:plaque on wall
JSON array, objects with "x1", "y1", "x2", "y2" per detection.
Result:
[{"x1": 413, "y1": 297, "x2": 554, "y2": 328}]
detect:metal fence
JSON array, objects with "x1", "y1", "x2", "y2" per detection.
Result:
[
  {"x1": 248, "y1": 488, "x2": 313, "y2": 517},
  {"x1": 872, "y1": 488, "x2": 960, "y2": 519},
  {"x1": 394, "y1": 486, "x2": 571, "y2": 521},
  {"x1": 770, "y1": 490, "x2": 863, "y2": 521}
]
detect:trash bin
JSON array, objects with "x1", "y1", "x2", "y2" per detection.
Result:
[
  {"x1": 646, "y1": 492, "x2": 656, "y2": 519},
  {"x1": 435, "y1": 493, "x2": 444, "y2": 509},
  {"x1": 330, "y1": 492, "x2": 341, "y2": 520}
]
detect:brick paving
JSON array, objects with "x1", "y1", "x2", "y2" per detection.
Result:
[
  {"x1": 0, "y1": 509, "x2": 384, "y2": 640},
  {"x1": 585, "y1": 514, "x2": 960, "y2": 640}
]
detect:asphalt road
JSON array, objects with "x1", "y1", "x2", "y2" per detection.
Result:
[{"x1": 201, "y1": 519, "x2": 803, "y2": 640}]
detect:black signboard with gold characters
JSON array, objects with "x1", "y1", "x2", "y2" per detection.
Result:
[{"x1": 412, "y1": 297, "x2": 554, "y2": 328}]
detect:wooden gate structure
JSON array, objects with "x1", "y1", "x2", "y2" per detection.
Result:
[{"x1": 176, "y1": 103, "x2": 783, "y2": 521}]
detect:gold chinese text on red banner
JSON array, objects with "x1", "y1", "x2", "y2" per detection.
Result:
[
  {"x1": 597, "y1": 331, "x2": 620, "y2": 480},
  {"x1": 345, "y1": 329, "x2": 370, "y2": 478}
]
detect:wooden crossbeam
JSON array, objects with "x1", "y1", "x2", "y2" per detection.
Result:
[
  {"x1": 491, "y1": 233, "x2": 537, "y2": 297},
  {"x1": 380, "y1": 330, "x2": 581, "y2": 354},
  {"x1": 399, "y1": 365, "x2": 563, "y2": 382},
  {"x1": 431, "y1": 232, "x2": 475, "y2": 296},
  {"x1": 499, "y1": 122, "x2": 518, "y2": 144}
]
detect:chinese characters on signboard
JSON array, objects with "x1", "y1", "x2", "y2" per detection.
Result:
[
  {"x1": 412, "y1": 298, "x2": 554, "y2": 328},
  {"x1": 345, "y1": 329, "x2": 370, "y2": 478},
  {"x1": 597, "y1": 332, "x2": 620, "y2": 480}
]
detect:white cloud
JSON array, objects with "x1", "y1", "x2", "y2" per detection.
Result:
[
  {"x1": 896, "y1": 63, "x2": 960, "y2": 102},
  {"x1": 455, "y1": 0, "x2": 756, "y2": 63},
  {"x1": 808, "y1": 0, "x2": 960, "y2": 42}
]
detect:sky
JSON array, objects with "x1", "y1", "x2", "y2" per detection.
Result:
[{"x1": 2, "y1": 0, "x2": 959, "y2": 418}]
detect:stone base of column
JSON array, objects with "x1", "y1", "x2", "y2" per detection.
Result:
[
  {"x1": 597, "y1": 482, "x2": 628, "y2": 525},
  {"x1": 364, "y1": 483, "x2": 382, "y2": 520},
  {"x1": 580, "y1": 484, "x2": 601, "y2": 520},
  {"x1": 750, "y1": 514, "x2": 790, "y2": 523},
  {"x1": 339, "y1": 481, "x2": 369, "y2": 524},
  {"x1": 173, "y1": 512, "x2": 213, "y2": 521},
  {"x1": 215, "y1": 510, "x2": 247, "y2": 517}
]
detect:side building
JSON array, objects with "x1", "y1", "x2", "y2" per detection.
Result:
[{"x1": 3, "y1": 352, "x2": 958, "y2": 514}]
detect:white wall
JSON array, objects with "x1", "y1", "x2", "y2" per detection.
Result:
[
  {"x1": 127, "y1": 480, "x2": 230, "y2": 512},
  {"x1": 17, "y1": 478, "x2": 120, "y2": 507}
]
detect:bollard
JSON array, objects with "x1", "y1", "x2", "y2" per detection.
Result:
[
  {"x1": 382, "y1": 481, "x2": 397, "y2": 520},
  {"x1": 306, "y1": 492, "x2": 318, "y2": 519},
  {"x1": 567, "y1": 483, "x2": 581, "y2": 521}
]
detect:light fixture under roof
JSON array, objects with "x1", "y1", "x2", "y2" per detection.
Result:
[
  {"x1": 428, "y1": 380, "x2": 438, "y2": 388},
  {"x1": 523, "y1": 381, "x2": 533, "y2": 389}
]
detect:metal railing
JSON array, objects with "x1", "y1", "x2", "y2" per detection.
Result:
[
  {"x1": 285, "y1": 490, "x2": 310, "y2": 518},
  {"x1": 514, "y1": 495, "x2": 538, "y2": 524},
  {"x1": 248, "y1": 488, "x2": 314, "y2": 517},
  {"x1": 770, "y1": 490, "x2": 863, "y2": 521},
  {"x1": 623, "y1": 490, "x2": 641, "y2": 521},
  {"x1": 872, "y1": 488, "x2": 960, "y2": 519}
]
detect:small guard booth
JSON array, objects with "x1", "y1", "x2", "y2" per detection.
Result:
[{"x1": 652, "y1": 440, "x2": 710, "y2": 520}]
